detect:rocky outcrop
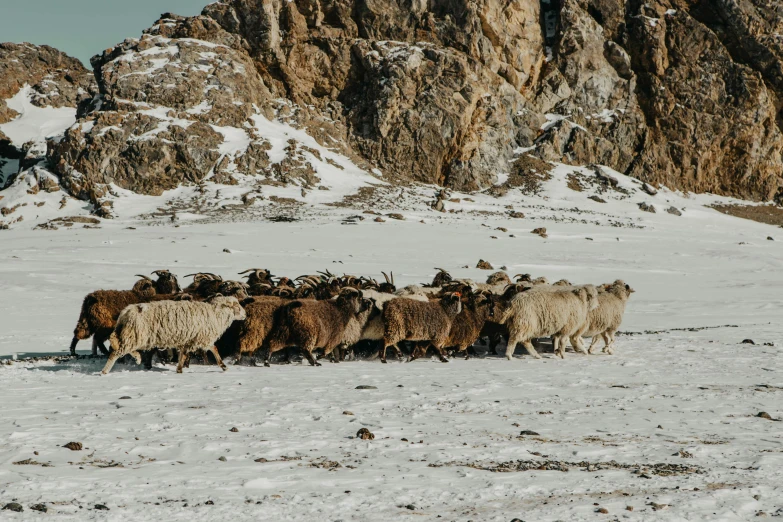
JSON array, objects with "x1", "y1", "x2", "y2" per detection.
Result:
[
  {"x1": 6, "y1": 0, "x2": 783, "y2": 204},
  {"x1": 0, "y1": 43, "x2": 92, "y2": 124}
]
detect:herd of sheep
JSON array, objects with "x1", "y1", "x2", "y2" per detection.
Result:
[{"x1": 67, "y1": 268, "x2": 634, "y2": 374}]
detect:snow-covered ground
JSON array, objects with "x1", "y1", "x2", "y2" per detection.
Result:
[{"x1": 2, "y1": 176, "x2": 783, "y2": 519}]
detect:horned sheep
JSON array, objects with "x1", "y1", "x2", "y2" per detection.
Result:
[
  {"x1": 69, "y1": 278, "x2": 157, "y2": 356},
  {"x1": 264, "y1": 288, "x2": 371, "y2": 366},
  {"x1": 380, "y1": 292, "x2": 462, "y2": 363}
]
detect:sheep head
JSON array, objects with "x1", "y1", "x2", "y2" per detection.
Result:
[
  {"x1": 485, "y1": 271, "x2": 511, "y2": 285},
  {"x1": 553, "y1": 279, "x2": 572, "y2": 286},
  {"x1": 132, "y1": 278, "x2": 156, "y2": 297},
  {"x1": 379, "y1": 272, "x2": 396, "y2": 293},
  {"x1": 431, "y1": 268, "x2": 452, "y2": 287},
  {"x1": 513, "y1": 273, "x2": 532, "y2": 283},
  {"x1": 439, "y1": 292, "x2": 463, "y2": 316},
  {"x1": 207, "y1": 295, "x2": 247, "y2": 321},
  {"x1": 238, "y1": 269, "x2": 272, "y2": 286},
  {"x1": 336, "y1": 287, "x2": 366, "y2": 314}
]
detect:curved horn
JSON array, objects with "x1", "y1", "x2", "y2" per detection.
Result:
[
  {"x1": 381, "y1": 272, "x2": 390, "y2": 284},
  {"x1": 135, "y1": 274, "x2": 153, "y2": 281},
  {"x1": 391, "y1": 271, "x2": 394, "y2": 285}
]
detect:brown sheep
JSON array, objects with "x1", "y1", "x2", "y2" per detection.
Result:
[
  {"x1": 412, "y1": 291, "x2": 500, "y2": 361},
  {"x1": 233, "y1": 296, "x2": 293, "y2": 366},
  {"x1": 430, "y1": 268, "x2": 453, "y2": 287},
  {"x1": 485, "y1": 271, "x2": 512, "y2": 286},
  {"x1": 183, "y1": 273, "x2": 223, "y2": 297},
  {"x1": 380, "y1": 292, "x2": 462, "y2": 363},
  {"x1": 239, "y1": 268, "x2": 273, "y2": 287},
  {"x1": 264, "y1": 288, "x2": 370, "y2": 367},
  {"x1": 151, "y1": 270, "x2": 181, "y2": 294},
  {"x1": 69, "y1": 278, "x2": 157, "y2": 356}
]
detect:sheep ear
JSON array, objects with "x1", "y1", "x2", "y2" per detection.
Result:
[{"x1": 240, "y1": 297, "x2": 254, "y2": 306}]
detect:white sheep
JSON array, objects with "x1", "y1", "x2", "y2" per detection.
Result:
[
  {"x1": 102, "y1": 295, "x2": 247, "y2": 374},
  {"x1": 499, "y1": 284, "x2": 598, "y2": 359},
  {"x1": 570, "y1": 280, "x2": 634, "y2": 355}
]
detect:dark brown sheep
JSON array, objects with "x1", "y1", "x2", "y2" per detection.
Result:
[
  {"x1": 151, "y1": 270, "x2": 181, "y2": 294},
  {"x1": 430, "y1": 268, "x2": 453, "y2": 287},
  {"x1": 233, "y1": 296, "x2": 293, "y2": 365},
  {"x1": 69, "y1": 278, "x2": 157, "y2": 356},
  {"x1": 413, "y1": 292, "x2": 501, "y2": 361},
  {"x1": 264, "y1": 288, "x2": 370, "y2": 366},
  {"x1": 380, "y1": 292, "x2": 462, "y2": 363},
  {"x1": 183, "y1": 273, "x2": 223, "y2": 298},
  {"x1": 239, "y1": 268, "x2": 273, "y2": 287}
]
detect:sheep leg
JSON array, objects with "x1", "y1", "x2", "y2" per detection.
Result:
[
  {"x1": 407, "y1": 342, "x2": 428, "y2": 362},
  {"x1": 208, "y1": 346, "x2": 228, "y2": 371},
  {"x1": 519, "y1": 339, "x2": 542, "y2": 359},
  {"x1": 176, "y1": 351, "x2": 189, "y2": 373},
  {"x1": 69, "y1": 337, "x2": 79, "y2": 356},
  {"x1": 554, "y1": 337, "x2": 565, "y2": 359},
  {"x1": 141, "y1": 350, "x2": 155, "y2": 370},
  {"x1": 201, "y1": 351, "x2": 210, "y2": 366},
  {"x1": 601, "y1": 332, "x2": 612, "y2": 353},
  {"x1": 570, "y1": 335, "x2": 588, "y2": 355},
  {"x1": 301, "y1": 346, "x2": 321, "y2": 367},
  {"x1": 605, "y1": 331, "x2": 616, "y2": 355},
  {"x1": 101, "y1": 352, "x2": 122, "y2": 375},
  {"x1": 432, "y1": 343, "x2": 449, "y2": 363},
  {"x1": 94, "y1": 333, "x2": 110, "y2": 355},
  {"x1": 587, "y1": 335, "x2": 602, "y2": 355}
]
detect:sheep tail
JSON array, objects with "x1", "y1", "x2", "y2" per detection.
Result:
[
  {"x1": 73, "y1": 295, "x2": 96, "y2": 340},
  {"x1": 109, "y1": 331, "x2": 121, "y2": 354}
]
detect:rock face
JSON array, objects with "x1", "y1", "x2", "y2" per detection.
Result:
[
  {"x1": 6, "y1": 0, "x2": 783, "y2": 203},
  {"x1": 0, "y1": 43, "x2": 92, "y2": 125}
]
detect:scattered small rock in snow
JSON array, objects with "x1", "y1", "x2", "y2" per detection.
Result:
[
  {"x1": 94, "y1": 504, "x2": 110, "y2": 511},
  {"x1": 756, "y1": 412, "x2": 773, "y2": 420},
  {"x1": 519, "y1": 430, "x2": 540, "y2": 436},
  {"x1": 657, "y1": 425, "x2": 664, "y2": 429},
  {"x1": 490, "y1": 235, "x2": 498, "y2": 239},
  {"x1": 204, "y1": 500, "x2": 214, "y2": 505},
  {"x1": 386, "y1": 213, "x2": 404, "y2": 220},
  {"x1": 741, "y1": 339, "x2": 756, "y2": 345},
  {"x1": 355, "y1": 385, "x2": 377, "y2": 390},
  {"x1": 642, "y1": 183, "x2": 658, "y2": 196},
  {"x1": 508, "y1": 210, "x2": 525, "y2": 218},
  {"x1": 218, "y1": 456, "x2": 227, "y2": 462},
  {"x1": 589, "y1": 195, "x2": 607, "y2": 203},
  {"x1": 3, "y1": 503, "x2": 23, "y2": 512},
  {"x1": 223, "y1": 248, "x2": 233, "y2": 253},
  {"x1": 343, "y1": 411, "x2": 354, "y2": 416},
  {"x1": 767, "y1": 236, "x2": 774, "y2": 241},
  {"x1": 119, "y1": 396, "x2": 131, "y2": 400},
  {"x1": 638, "y1": 202, "x2": 656, "y2": 213},
  {"x1": 30, "y1": 503, "x2": 47, "y2": 513},
  {"x1": 405, "y1": 504, "x2": 416, "y2": 510},
  {"x1": 649, "y1": 503, "x2": 668, "y2": 511},
  {"x1": 586, "y1": 237, "x2": 594, "y2": 241},
  {"x1": 626, "y1": 506, "x2": 634, "y2": 511},
  {"x1": 496, "y1": 227, "x2": 508, "y2": 233},
  {"x1": 531, "y1": 227, "x2": 548, "y2": 238},
  {"x1": 500, "y1": 265, "x2": 508, "y2": 270},
  {"x1": 476, "y1": 259, "x2": 493, "y2": 270},
  {"x1": 356, "y1": 428, "x2": 375, "y2": 440},
  {"x1": 229, "y1": 427, "x2": 238, "y2": 433},
  {"x1": 374, "y1": 217, "x2": 385, "y2": 222},
  {"x1": 596, "y1": 507, "x2": 609, "y2": 514},
  {"x1": 763, "y1": 342, "x2": 774, "y2": 346},
  {"x1": 63, "y1": 441, "x2": 82, "y2": 451}
]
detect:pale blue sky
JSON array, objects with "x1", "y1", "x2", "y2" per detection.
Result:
[{"x1": 0, "y1": 0, "x2": 209, "y2": 65}]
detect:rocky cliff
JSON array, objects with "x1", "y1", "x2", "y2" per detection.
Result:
[{"x1": 2, "y1": 0, "x2": 783, "y2": 207}]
